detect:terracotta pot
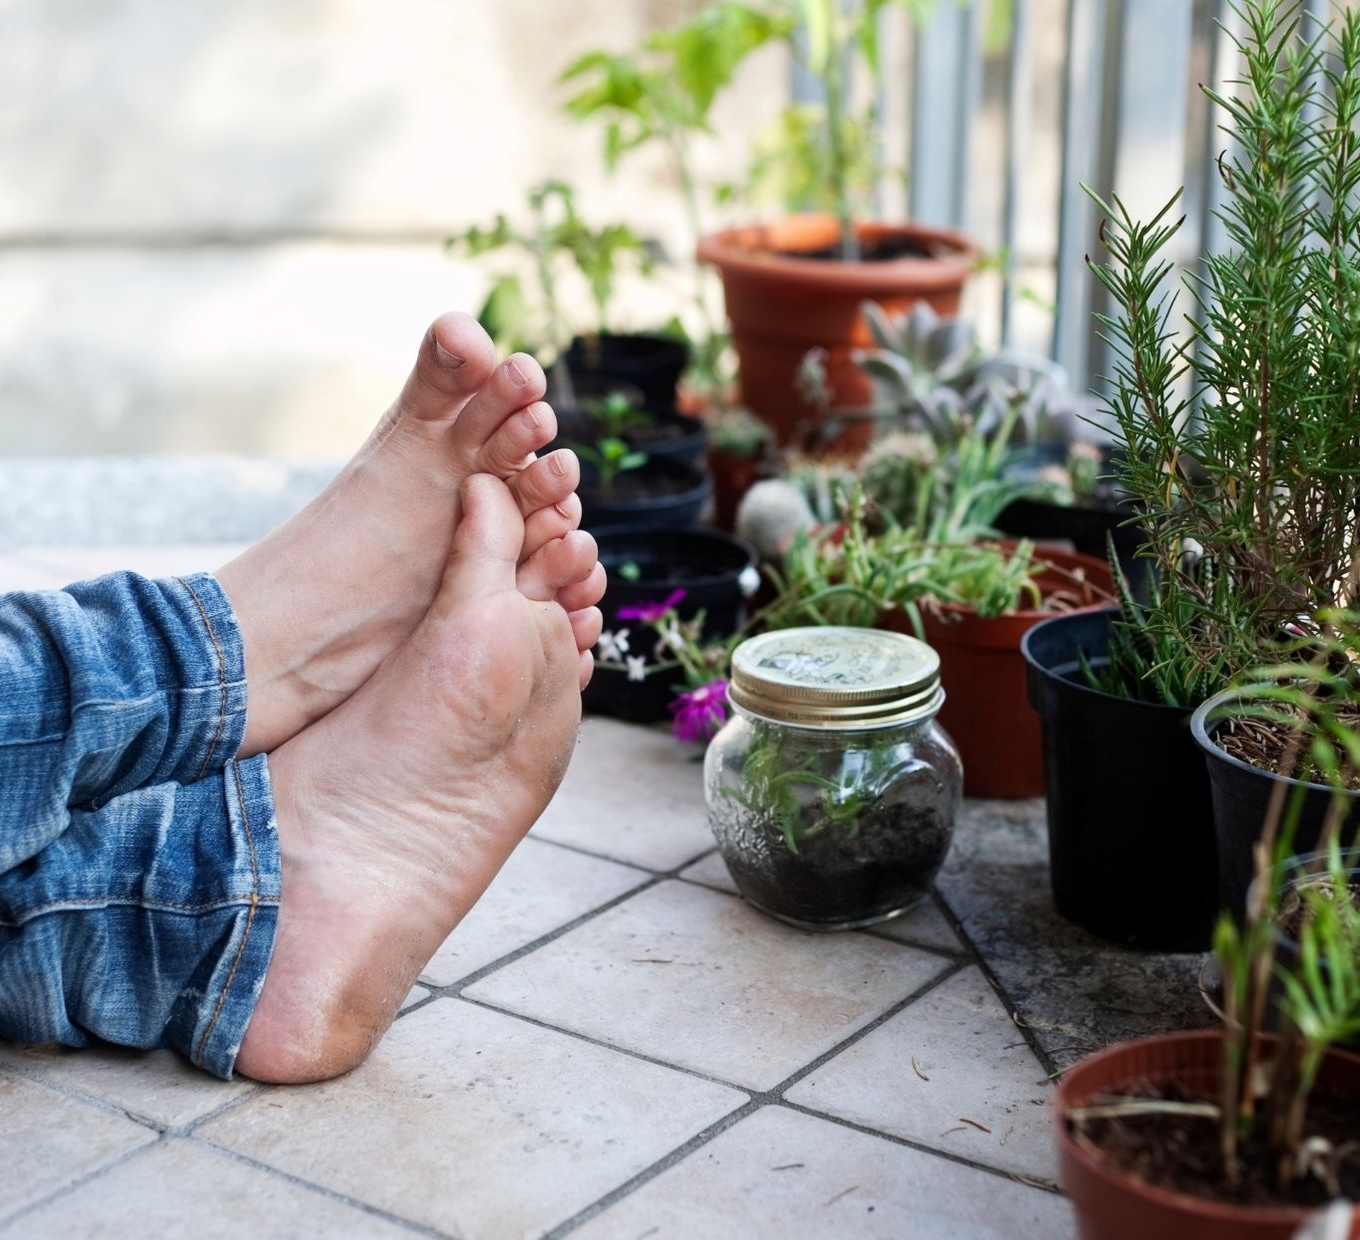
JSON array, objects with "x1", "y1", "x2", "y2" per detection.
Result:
[
  {"x1": 909, "y1": 545, "x2": 1113, "y2": 799},
  {"x1": 707, "y1": 446, "x2": 770, "y2": 533},
  {"x1": 697, "y1": 214, "x2": 978, "y2": 453},
  {"x1": 1056, "y1": 1030, "x2": 1360, "y2": 1240}
]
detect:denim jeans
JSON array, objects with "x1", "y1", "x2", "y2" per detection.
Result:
[{"x1": 0, "y1": 571, "x2": 280, "y2": 1079}]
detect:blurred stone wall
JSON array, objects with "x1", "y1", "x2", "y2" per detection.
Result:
[{"x1": 0, "y1": 0, "x2": 786, "y2": 457}]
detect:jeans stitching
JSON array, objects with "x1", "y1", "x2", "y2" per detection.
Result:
[
  {"x1": 0, "y1": 892, "x2": 279, "y2": 927},
  {"x1": 194, "y1": 759, "x2": 264, "y2": 1067},
  {"x1": 176, "y1": 576, "x2": 230, "y2": 782}
]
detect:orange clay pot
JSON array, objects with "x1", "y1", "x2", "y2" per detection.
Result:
[
  {"x1": 884, "y1": 544, "x2": 1113, "y2": 799},
  {"x1": 1056, "y1": 1030, "x2": 1360, "y2": 1240},
  {"x1": 697, "y1": 214, "x2": 978, "y2": 454}
]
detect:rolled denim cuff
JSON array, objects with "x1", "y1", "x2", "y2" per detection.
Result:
[
  {"x1": 176, "y1": 754, "x2": 282, "y2": 1080},
  {"x1": 159, "y1": 572, "x2": 251, "y2": 785}
]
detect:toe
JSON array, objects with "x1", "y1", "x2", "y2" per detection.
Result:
[
  {"x1": 517, "y1": 531, "x2": 598, "y2": 604},
  {"x1": 579, "y1": 649, "x2": 595, "y2": 692},
  {"x1": 521, "y1": 493, "x2": 581, "y2": 562},
  {"x1": 555, "y1": 562, "x2": 607, "y2": 614},
  {"x1": 439, "y1": 474, "x2": 522, "y2": 603},
  {"x1": 509, "y1": 450, "x2": 579, "y2": 515},
  {"x1": 448, "y1": 354, "x2": 550, "y2": 469},
  {"x1": 396, "y1": 313, "x2": 498, "y2": 426},
  {"x1": 478, "y1": 401, "x2": 558, "y2": 478},
  {"x1": 569, "y1": 606, "x2": 603, "y2": 654}
]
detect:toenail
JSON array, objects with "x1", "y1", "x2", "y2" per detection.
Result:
[
  {"x1": 434, "y1": 341, "x2": 466, "y2": 369},
  {"x1": 520, "y1": 403, "x2": 543, "y2": 430},
  {"x1": 504, "y1": 358, "x2": 527, "y2": 386},
  {"x1": 549, "y1": 451, "x2": 569, "y2": 477},
  {"x1": 553, "y1": 501, "x2": 571, "y2": 520}
]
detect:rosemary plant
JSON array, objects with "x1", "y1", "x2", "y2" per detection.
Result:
[{"x1": 1088, "y1": 0, "x2": 1360, "y2": 705}]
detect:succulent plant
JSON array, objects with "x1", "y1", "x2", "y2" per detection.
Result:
[
  {"x1": 855, "y1": 301, "x2": 1095, "y2": 448},
  {"x1": 735, "y1": 478, "x2": 819, "y2": 560}
]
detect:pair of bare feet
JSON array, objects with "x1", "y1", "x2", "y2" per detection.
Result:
[{"x1": 217, "y1": 313, "x2": 604, "y2": 1084}]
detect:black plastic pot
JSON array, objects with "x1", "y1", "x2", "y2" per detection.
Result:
[
  {"x1": 566, "y1": 332, "x2": 690, "y2": 409},
  {"x1": 1022, "y1": 608, "x2": 1219, "y2": 950},
  {"x1": 1191, "y1": 692, "x2": 1360, "y2": 922},
  {"x1": 552, "y1": 409, "x2": 708, "y2": 468},
  {"x1": 997, "y1": 447, "x2": 1149, "y2": 601},
  {"x1": 579, "y1": 458, "x2": 712, "y2": 533},
  {"x1": 584, "y1": 528, "x2": 758, "y2": 723}
]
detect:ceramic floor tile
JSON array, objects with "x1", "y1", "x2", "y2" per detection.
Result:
[
  {"x1": 871, "y1": 897, "x2": 965, "y2": 953},
  {"x1": 420, "y1": 837, "x2": 649, "y2": 987},
  {"x1": 786, "y1": 967, "x2": 1057, "y2": 1183},
  {"x1": 464, "y1": 881, "x2": 949, "y2": 1091},
  {"x1": 399, "y1": 985, "x2": 429, "y2": 1012},
  {"x1": 678, "y1": 852, "x2": 963, "y2": 954},
  {"x1": 0, "y1": 1043, "x2": 254, "y2": 1130},
  {"x1": 533, "y1": 718, "x2": 715, "y2": 870},
  {"x1": 6, "y1": 1139, "x2": 409, "y2": 1239},
  {"x1": 572, "y1": 1105, "x2": 1073, "y2": 1240},
  {"x1": 0, "y1": 1070, "x2": 155, "y2": 1222},
  {"x1": 197, "y1": 999, "x2": 742, "y2": 1239}
]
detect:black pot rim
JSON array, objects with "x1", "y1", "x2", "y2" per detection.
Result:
[
  {"x1": 1245, "y1": 850, "x2": 1360, "y2": 951},
  {"x1": 594, "y1": 528, "x2": 756, "y2": 586},
  {"x1": 1020, "y1": 607, "x2": 1192, "y2": 717},
  {"x1": 1190, "y1": 689, "x2": 1360, "y2": 798}
]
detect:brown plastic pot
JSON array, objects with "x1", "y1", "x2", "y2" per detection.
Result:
[
  {"x1": 908, "y1": 545, "x2": 1113, "y2": 799},
  {"x1": 1056, "y1": 1030, "x2": 1360, "y2": 1240},
  {"x1": 697, "y1": 214, "x2": 977, "y2": 453}
]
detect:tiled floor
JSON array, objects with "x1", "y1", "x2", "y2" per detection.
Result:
[{"x1": 0, "y1": 547, "x2": 1079, "y2": 1238}]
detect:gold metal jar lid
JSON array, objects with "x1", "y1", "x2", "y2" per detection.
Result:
[{"x1": 728, "y1": 626, "x2": 944, "y2": 730}]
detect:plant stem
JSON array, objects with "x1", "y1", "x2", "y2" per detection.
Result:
[{"x1": 817, "y1": 0, "x2": 859, "y2": 261}]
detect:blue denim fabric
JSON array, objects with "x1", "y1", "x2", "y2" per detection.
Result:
[{"x1": 0, "y1": 572, "x2": 280, "y2": 1078}]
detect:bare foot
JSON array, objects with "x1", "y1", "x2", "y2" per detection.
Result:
[
  {"x1": 218, "y1": 313, "x2": 596, "y2": 755},
  {"x1": 236, "y1": 475, "x2": 595, "y2": 1084}
]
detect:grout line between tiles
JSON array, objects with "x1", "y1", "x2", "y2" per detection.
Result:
[
  {"x1": 184, "y1": 1138, "x2": 450, "y2": 1239},
  {"x1": 775, "y1": 1101, "x2": 1063, "y2": 1196},
  {"x1": 180, "y1": 1082, "x2": 273, "y2": 1135},
  {"x1": 0, "y1": 1132, "x2": 166, "y2": 1232},
  {"x1": 540, "y1": 1100, "x2": 761, "y2": 1239},
  {"x1": 531, "y1": 831, "x2": 712, "y2": 876},
  {"x1": 930, "y1": 886, "x2": 1061, "y2": 1080},
  {"x1": 544, "y1": 956, "x2": 1054, "y2": 1236},
  {"x1": 0, "y1": 1059, "x2": 181, "y2": 1134}
]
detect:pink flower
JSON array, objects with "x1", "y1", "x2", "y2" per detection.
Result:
[
  {"x1": 669, "y1": 678, "x2": 729, "y2": 743},
  {"x1": 616, "y1": 589, "x2": 688, "y2": 625}
]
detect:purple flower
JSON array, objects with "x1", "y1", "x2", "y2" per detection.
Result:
[
  {"x1": 669, "y1": 678, "x2": 729, "y2": 743},
  {"x1": 616, "y1": 589, "x2": 688, "y2": 625}
]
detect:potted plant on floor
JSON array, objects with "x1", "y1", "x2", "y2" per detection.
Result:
[
  {"x1": 761, "y1": 461, "x2": 1112, "y2": 800},
  {"x1": 685, "y1": 0, "x2": 979, "y2": 450},
  {"x1": 1026, "y1": 0, "x2": 1360, "y2": 943},
  {"x1": 587, "y1": 533, "x2": 760, "y2": 724},
  {"x1": 576, "y1": 438, "x2": 712, "y2": 534},
  {"x1": 560, "y1": 7, "x2": 779, "y2": 405},
  {"x1": 1055, "y1": 635, "x2": 1360, "y2": 1239},
  {"x1": 447, "y1": 180, "x2": 654, "y2": 410}
]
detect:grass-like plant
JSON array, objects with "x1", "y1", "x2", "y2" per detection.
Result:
[
  {"x1": 1088, "y1": 0, "x2": 1360, "y2": 706},
  {"x1": 447, "y1": 181, "x2": 650, "y2": 403}
]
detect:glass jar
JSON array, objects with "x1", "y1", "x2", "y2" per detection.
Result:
[{"x1": 705, "y1": 626, "x2": 962, "y2": 931}]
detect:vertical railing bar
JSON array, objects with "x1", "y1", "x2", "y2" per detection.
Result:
[
  {"x1": 952, "y1": 0, "x2": 983, "y2": 234},
  {"x1": 1052, "y1": 0, "x2": 1108, "y2": 383},
  {"x1": 1000, "y1": 0, "x2": 1032, "y2": 346}
]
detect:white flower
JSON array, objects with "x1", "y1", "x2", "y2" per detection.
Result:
[
  {"x1": 596, "y1": 629, "x2": 630, "y2": 661},
  {"x1": 738, "y1": 564, "x2": 762, "y2": 597},
  {"x1": 626, "y1": 655, "x2": 648, "y2": 682}
]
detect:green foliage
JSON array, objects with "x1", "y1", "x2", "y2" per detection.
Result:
[
  {"x1": 574, "y1": 436, "x2": 647, "y2": 493},
  {"x1": 1082, "y1": 536, "x2": 1232, "y2": 708},
  {"x1": 719, "y1": 717, "x2": 878, "y2": 852},
  {"x1": 760, "y1": 488, "x2": 1051, "y2": 634},
  {"x1": 583, "y1": 391, "x2": 654, "y2": 438},
  {"x1": 1086, "y1": 0, "x2": 1360, "y2": 706},
  {"x1": 447, "y1": 181, "x2": 649, "y2": 358}
]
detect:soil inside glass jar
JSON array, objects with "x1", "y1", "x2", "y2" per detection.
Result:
[{"x1": 723, "y1": 801, "x2": 951, "y2": 928}]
